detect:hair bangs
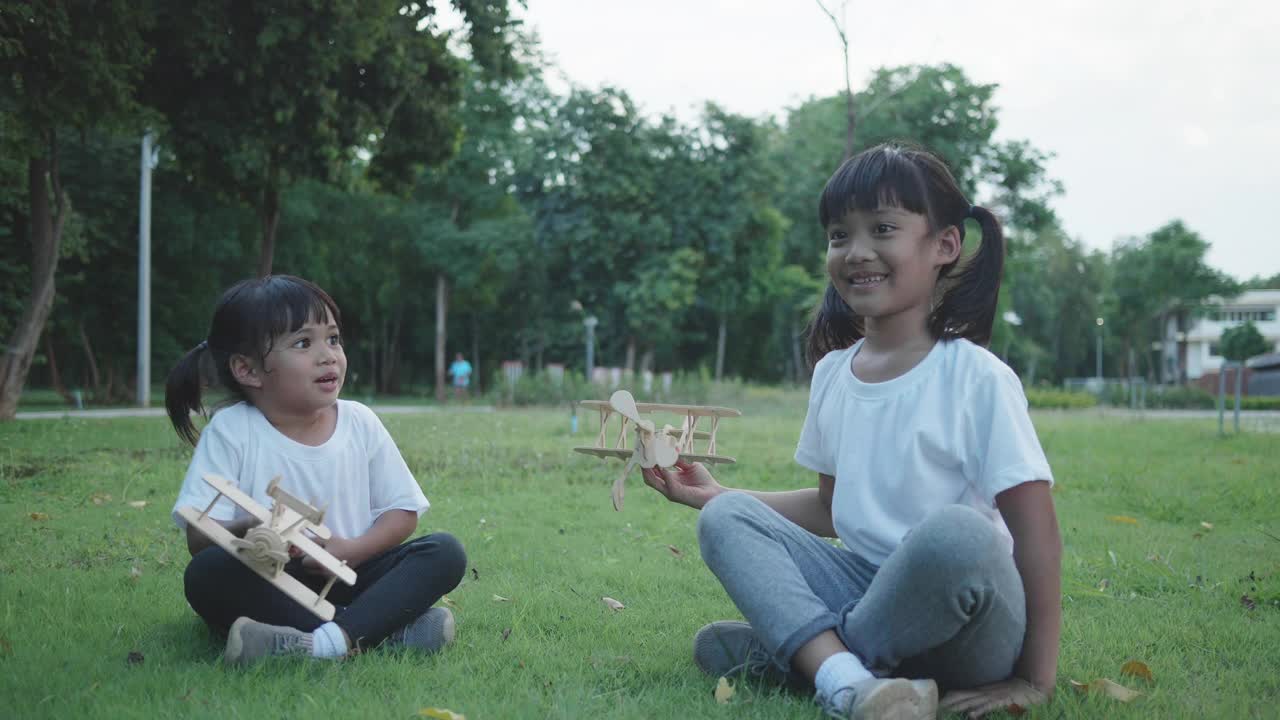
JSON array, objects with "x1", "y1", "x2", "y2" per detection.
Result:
[
  {"x1": 228, "y1": 276, "x2": 342, "y2": 359},
  {"x1": 818, "y1": 145, "x2": 934, "y2": 228}
]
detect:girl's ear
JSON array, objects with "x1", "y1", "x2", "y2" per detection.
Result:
[
  {"x1": 230, "y1": 354, "x2": 263, "y2": 389},
  {"x1": 933, "y1": 225, "x2": 963, "y2": 267}
]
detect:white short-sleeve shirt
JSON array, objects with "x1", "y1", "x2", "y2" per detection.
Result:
[
  {"x1": 795, "y1": 338, "x2": 1053, "y2": 565},
  {"x1": 171, "y1": 400, "x2": 428, "y2": 538}
]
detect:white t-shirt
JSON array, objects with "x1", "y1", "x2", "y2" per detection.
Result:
[
  {"x1": 794, "y1": 338, "x2": 1053, "y2": 565},
  {"x1": 171, "y1": 400, "x2": 429, "y2": 539}
]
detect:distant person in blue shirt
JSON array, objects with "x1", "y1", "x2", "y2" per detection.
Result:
[{"x1": 448, "y1": 353, "x2": 472, "y2": 401}]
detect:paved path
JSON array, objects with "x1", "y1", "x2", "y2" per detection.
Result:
[
  {"x1": 14, "y1": 405, "x2": 493, "y2": 420},
  {"x1": 1086, "y1": 407, "x2": 1280, "y2": 432}
]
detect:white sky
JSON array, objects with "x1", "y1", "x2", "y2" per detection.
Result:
[{"x1": 500, "y1": 0, "x2": 1280, "y2": 281}]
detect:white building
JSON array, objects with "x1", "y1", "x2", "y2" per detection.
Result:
[{"x1": 1163, "y1": 289, "x2": 1280, "y2": 381}]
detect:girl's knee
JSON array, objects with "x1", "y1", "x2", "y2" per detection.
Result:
[
  {"x1": 901, "y1": 505, "x2": 1007, "y2": 570},
  {"x1": 412, "y1": 532, "x2": 467, "y2": 585},
  {"x1": 696, "y1": 491, "x2": 762, "y2": 544}
]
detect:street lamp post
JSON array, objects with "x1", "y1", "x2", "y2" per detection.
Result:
[
  {"x1": 1095, "y1": 317, "x2": 1105, "y2": 380},
  {"x1": 583, "y1": 315, "x2": 598, "y2": 383},
  {"x1": 137, "y1": 132, "x2": 158, "y2": 407}
]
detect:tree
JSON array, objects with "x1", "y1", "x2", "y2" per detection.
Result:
[
  {"x1": 142, "y1": 1, "x2": 517, "y2": 276},
  {"x1": 0, "y1": 1, "x2": 152, "y2": 420},
  {"x1": 1220, "y1": 322, "x2": 1269, "y2": 363},
  {"x1": 1108, "y1": 221, "x2": 1238, "y2": 383},
  {"x1": 813, "y1": 0, "x2": 856, "y2": 159}
]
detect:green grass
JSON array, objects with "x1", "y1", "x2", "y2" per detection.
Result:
[{"x1": 1, "y1": 395, "x2": 1277, "y2": 719}]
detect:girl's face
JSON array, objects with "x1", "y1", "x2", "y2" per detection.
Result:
[
  {"x1": 249, "y1": 311, "x2": 347, "y2": 415},
  {"x1": 824, "y1": 205, "x2": 960, "y2": 326}
]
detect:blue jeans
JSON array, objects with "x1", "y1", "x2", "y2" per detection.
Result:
[{"x1": 697, "y1": 492, "x2": 1026, "y2": 691}]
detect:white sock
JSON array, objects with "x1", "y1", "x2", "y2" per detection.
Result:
[
  {"x1": 815, "y1": 651, "x2": 873, "y2": 700},
  {"x1": 311, "y1": 622, "x2": 349, "y2": 658}
]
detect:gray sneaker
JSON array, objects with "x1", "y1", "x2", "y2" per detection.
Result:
[
  {"x1": 816, "y1": 677, "x2": 938, "y2": 720},
  {"x1": 223, "y1": 617, "x2": 313, "y2": 666},
  {"x1": 387, "y1": 607, "x2": 456, "y2": 654},
  {"x1": 692, "y1": 621, "x2": 789, "y2": 685}
]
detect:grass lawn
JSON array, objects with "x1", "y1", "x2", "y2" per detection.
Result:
[{"x1": 1, "y1": 391, "x2": 1277, "y2": 719}]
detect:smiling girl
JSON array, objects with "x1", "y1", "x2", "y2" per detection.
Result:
[{"x1": 643, "y1": 144, "x2": 1061, "y2": 719}]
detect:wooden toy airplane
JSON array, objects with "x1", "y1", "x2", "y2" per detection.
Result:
[
  {"x1": 177, "y1": 474, "x2": 357, "y2": 620},
  {"x1": 573, "y1": 389, "x2": 741, "y2": 511}
]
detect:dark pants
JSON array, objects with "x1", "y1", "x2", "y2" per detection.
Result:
[{"x1": 184, "y1": 532, "x2": 466, "y2": 650}]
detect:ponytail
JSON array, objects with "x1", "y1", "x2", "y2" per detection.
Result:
[
  {"x1": 928, "y1": 204, "x2": 1004, "y2": 346},
  {"x1": 165, "y1": 342, "x2": 208, "y2": 446},
  {"x1": 804, "y1": 285, "x2": 863, "y2": 369}
]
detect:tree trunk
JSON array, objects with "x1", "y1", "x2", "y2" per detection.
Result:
[
  {"x1": 792, "y1": 318, "x2": 806, "y2": 384},
  {"x1": 715, "y1": 311, "x2": 728, "y2": 382},
  {"x1": 256, "y1": 184, "x2": 280, "y2": 277},
  {"x1": 624, "y1": 337, "x2": 636, "y2": 375},
  {"x1": 0, "y1": 155, "x2": 67, "y2": 421},
  {"x1": 79, "y1": 321, "x2": 101, "y2": 398},
  {"x1": 44, "y1": 335, "x2": 72, "y2": 404},
  {"x1": 842, "y1": 62, "x2": 857, "y2": 160},
  {"x1": 434, "y1": 273, "x2": 448, "y2": 402},
  {"x1": 471, "y1": 312, "x2": 481, "y2": 394},
  {"x1": 382, "y1": 303, "x2": 403, "y2": 394}
]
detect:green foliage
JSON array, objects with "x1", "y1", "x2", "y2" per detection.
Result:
[
  {"x1": 1147, "y1": 385, "x2": 1216, "y2": 410},
  {"x1": 1025, "y1": 388, "x2": 1098, "y2": 409},
  {"x1": 1239, "y1": 395, "x2": 1280, "y2": 411},
  {"x1": 1219, "y1": 322, "x2": 1269, "y2": 362}
]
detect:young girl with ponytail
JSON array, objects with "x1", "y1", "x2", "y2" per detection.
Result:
[{"x1": 642, "y1": 143, "x2": 1061, "y2": 719}]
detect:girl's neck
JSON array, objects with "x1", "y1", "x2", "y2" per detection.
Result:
[
  {"x1": 253, "y1": 397, "x2": 339, "y2": 446},
  {"x1": 853, "y1": 305, "x2": 937, "y2": 383}
]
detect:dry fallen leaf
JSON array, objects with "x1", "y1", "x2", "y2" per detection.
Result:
[
  {"x1": 501, "y1": 628, "x2": 512, "y2": 642},
  {"x1": 29, "y1": 512, "x2": 49, "y2": 521},
  {"x1": 418, "y1": 708, "x2": 466, "y2": 720},
  {"x1": 129, "y1": 566, "x2": 142, "y2": 582},
  {"x1": 127, "y1": 501, "x2": 148, "y2": 509},
  {"x1": 492, "y1": 594, "x2": 510, "y2": 602},
  {"x1": 0, "y1": 636, "x2": 12, "y2": 655},
  {"x1": 601, "y1": 596, "x2": 625, "y2": 611},
  {"x1": 714, "y1": 676, "x2": 735, "y2": 704},
  {"x1": 1200, "y1": 521, "x2": 1214, "y2": 530},
  {"x1": 1106, "y1": 515, "x2": 1139, "y2": 525},
  {"x1": 1241, "y1": 595, "x2": 1257, "y2": 610},
  {"x1": 667, "y1": 544, "x2": 683, "y2": 557},
  {"x1": 1120, "y1": 660, "x2": 1154, "y2": 681},
  {"x1": 126, "y1": 650, "x2": 145, "y2": 666},
  {"x1": 439, "y1": 595, "x2": 457, "y2": 608},
  {"x1": 1070, "y1": 678, "x2": 1141, "y2": 702},
  {"x1": 91, "y1": 493, "x2": 112, "y2": 506}
]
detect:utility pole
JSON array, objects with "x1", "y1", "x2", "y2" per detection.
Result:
[{"x1": 136, "y1": 132, "x2": 157, "y2": 406}]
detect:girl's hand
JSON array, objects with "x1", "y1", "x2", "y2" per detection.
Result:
[
  {"x1": 940, "y1": 677, "x2": 1048, "y2": 719},
  {"x1": 301, "y1": 535, "x2": 361, "y2": 574},
  {"x1": 641, "y1": 461, "x2": 725, "y2": 509}
]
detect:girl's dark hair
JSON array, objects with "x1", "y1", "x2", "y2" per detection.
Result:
[
  {"x1": 165, "y1": 275, "x2": 342, "y2": 445},
  {"x1": 805, "y1": 142, "x2": 1004, "y2": 367}
]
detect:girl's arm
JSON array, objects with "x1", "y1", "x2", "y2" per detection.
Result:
[
  {"x1": 642, "y1": 463, "x2": 837, "y2": 538},
  {"x1": 306, "y1": 508, "x2": 417, "y2": 571},
  {"x1": 185, "y1": 516, "x2": 261, "y2": 556},
  {"x1": 997, "y1": 479, "x2": 1062, "y2": 694}
]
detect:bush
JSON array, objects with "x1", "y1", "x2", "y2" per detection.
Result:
[
  {"x1": 1026, "y1": 388, "x2": 1097, "y2": 409},
  {"x1": 1240, "y1": 396, "x2": 1280, "y2": 411},
  {"x1": 485, "y1": 367, "x2": 743, "y2": 409},
  {"x1": 1147, "y1": 385, "x2": 1216, "y2": 409}
]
